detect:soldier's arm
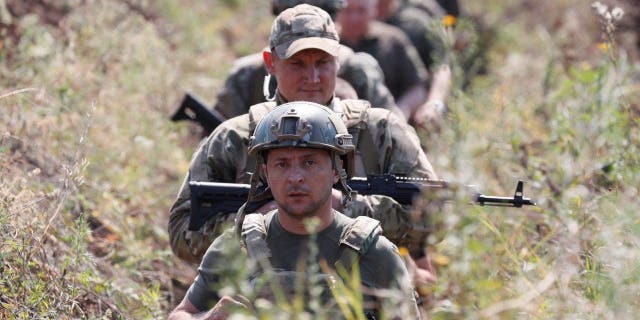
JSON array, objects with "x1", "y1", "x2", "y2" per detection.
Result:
[
  {"x1": 379, "y1": 108, "x2": 437, "y2": 179},
  {"x1": 168, "y1": 230, "x2": 252, "y2": 319},
  {"x1": 168, "y1": 115, "x2": 252, "y2": 263},
  {"x1": 413, "y1": 64, "x2": 451, "y2": 129},
  {"x1": 361, "y1": 235, "x2": 421, "y2": 319},
  {"x1": 392, "y1": 30, "x2": 431, "y2": 121}
]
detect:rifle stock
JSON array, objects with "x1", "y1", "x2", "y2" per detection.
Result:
[
  {"x1": 170, "y1": 92, "x2": 227, "y2": 135},
  {"x1": 187, "y1": 174, "x2": 536, "y2": 231}
]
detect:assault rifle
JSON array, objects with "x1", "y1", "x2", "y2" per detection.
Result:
[
  {"x1": 188, "y1": 174, "x2": 536, "y2": 231},
  {"x1": 170, "y1": 92, "x2": 227, "y2": 136}
]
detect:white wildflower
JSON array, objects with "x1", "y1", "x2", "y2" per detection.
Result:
[
  {"x1": 611, "y1": 7, "x2": 624, "y2": 21},
  {"x1": 134, "y1": 135, "x2": 154, "y2": 149},
  {"x1": 591, "y1": 1, "x2": 608, "y2": 17}
]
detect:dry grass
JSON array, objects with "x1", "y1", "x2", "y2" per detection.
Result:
[{"x1": 1, "y1": 0, "x2": 639, "y2": 319}]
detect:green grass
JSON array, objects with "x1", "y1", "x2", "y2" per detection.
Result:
[{"x1": 1, "y1": 0, "x2": 639, "y2": 319}]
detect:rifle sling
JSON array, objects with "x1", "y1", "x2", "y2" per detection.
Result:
[{"x1": 339, "y1": 99, "x2": 381, "y2": 174}]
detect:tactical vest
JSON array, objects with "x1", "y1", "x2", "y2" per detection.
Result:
[
  {"x1": 241, "y1": 211, "x2": 382, "y2": 315},
  {"x1": 245, "y1": 99, "x2": 382, "y2": 177}
]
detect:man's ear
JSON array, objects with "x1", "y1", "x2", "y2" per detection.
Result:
[{"x1": 263, "y1": 50, "x2": 276, "y2": 75}]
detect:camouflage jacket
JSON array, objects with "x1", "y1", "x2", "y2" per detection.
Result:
[
  {"x1": 213, "y1": 46, "x2": 401, "y2": 119},
  {"x1": 169, "y1": 97, "x2": 437, "y2": 263}
]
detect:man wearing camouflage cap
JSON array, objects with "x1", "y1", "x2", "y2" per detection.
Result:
[
  {"x1": 169, "y1": 3, "x2": 438, "y2": 289},
  {"x1": 213, "y1": 0, "x2": 401, "y2": 120}
]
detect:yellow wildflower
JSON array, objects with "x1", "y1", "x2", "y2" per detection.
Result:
[
  {"x1": 398, "y1": 246, "x2": 410, "y2": 257},
  {"x1": 598, "y1": 42, "x2": 609, "y2": 52},
  {"x1": 430, "y1": 252, "x2": 450, "y2": 266},
  {"x1": 442, "y1": 14, "x2": 457, "y2": 27}
]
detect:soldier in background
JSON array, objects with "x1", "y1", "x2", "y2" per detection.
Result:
[
  {"x1": 169, "y1": 3, "x2": 439, "y2": 292},
  {"x1": 375, "y1": 0, "x2": 452, "y2": 130},
  {"x1": 337, "y1": 0, "x2": 448, "y2": 128},
  {"x1": 411, "y1": 0, "x2": 494, "y2": 90},
  {"x1": 376, "y1": 0, "x2": 445, "y2": 71},
  {"x1": 408, "y1": 0, "x2": 457, "y2": 17},
  {"x1": 213, "y1": 0, "x2": 402, "y2": 120}
]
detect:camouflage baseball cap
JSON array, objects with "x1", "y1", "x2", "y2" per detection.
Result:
[
  {"x1": 269, "y1": 4, "x2": 340, "y2": 59},
  {"x1": 271, "y1": 0, "x2": 346, "y2": 17}
]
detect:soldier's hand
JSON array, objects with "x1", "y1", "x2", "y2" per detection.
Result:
[
  {"x1": 205, "y1": 295, "x2": 253, "y2": 320},
  {"x1": 406, "y1": 255, "x2": 437, "y2": 296},
  {"x1": 412, "y1": 100, "x2": 446, "y2": 132},
  {"x1": 412, "y1": 64, "x2": 451, "y2": 131}
]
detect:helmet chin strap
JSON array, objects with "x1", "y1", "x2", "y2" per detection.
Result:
[
  {"x1": 236, "y1": 153, "x2": 273, "y2": 239},
  {"x1": 263, "y1": 74, "x2": 277, "y2": 102},
  {"x1": 332, "y1": 152, "x2": 354, "y2": 203}
]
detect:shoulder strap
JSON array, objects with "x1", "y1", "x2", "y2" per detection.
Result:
[
  {"x1": 241, "y1": 211, "x2": 275, "y2": 262},
  {"x1": 248, "y1": 102, "x2": 277, "y2": 132},
  {"x1": 338, "y1": 99, "x2": 369, "y2": 127},
  {"x1": 335, "y1": 216, "x2": 382, "y2": 272},
  {"x1": 339, "y1": 100, "x2": 381, "y2": 174}
]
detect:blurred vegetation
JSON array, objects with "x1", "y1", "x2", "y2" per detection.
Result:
[{"x1": 0, "y1": 0, "x2": 638, "y2": 319}]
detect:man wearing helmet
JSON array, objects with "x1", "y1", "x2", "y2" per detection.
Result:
[
  {"x1": 213, "y1": 0, "x2": 402, "y2": 120},
  {"x1": 169, "y1": 3, "x2": 438, "y2": 290},
  {"x1": 168, "y1": 102, "x2": 420, "y2": 319}
]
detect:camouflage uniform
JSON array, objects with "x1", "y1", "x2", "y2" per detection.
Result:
[
  {"x1": 169, "y1": 96, "x2": 437, "y2": 263},
  {"x1": 213, "y1": 46, "x2": 400, "y2": 119},
  {"x1": 340, "y1": 20, "x2": 429, "y2": 101}
]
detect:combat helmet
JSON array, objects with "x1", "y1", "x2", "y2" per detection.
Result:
[
  {"x1": 248, "y1": 101, "x2": 355, "y2": 196},
  {"x1": 271, "y1": 0, "x2": 346, "y2": 18}
]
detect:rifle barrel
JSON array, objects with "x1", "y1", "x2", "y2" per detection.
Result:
[{"x1": 186, "y1": 175, "x2": 537, "y2": 231}]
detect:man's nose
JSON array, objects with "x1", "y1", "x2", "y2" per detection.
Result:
[
  {"x1": 305, "y1": 66, "x2": 320, "y2": 82},
  {"x1": 286, "y1": 165, "x2": 305, "y2": 183}
]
